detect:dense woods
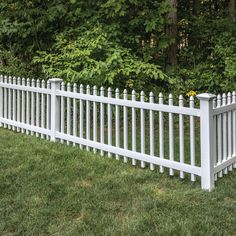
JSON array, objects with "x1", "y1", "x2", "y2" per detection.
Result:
[{"x1": 0, "y1": 0, "x2": 235, "y2": 94}]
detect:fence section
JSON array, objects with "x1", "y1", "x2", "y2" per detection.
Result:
[
  {"x1": 0, "y1": 75, "x2": 236, "y2": 190},
  {"x1": 212, "y1": 92, "x2": 236, "y2": 178}
]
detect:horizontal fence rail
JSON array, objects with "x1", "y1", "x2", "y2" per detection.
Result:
[{"x1": 0, "y1": 75, "x2": 236, "y2": 191}]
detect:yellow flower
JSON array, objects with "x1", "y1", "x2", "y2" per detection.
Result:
[
  {"x1": 186, "y1": 90, "x2": 197, "y2": 97},
  {"x1": 126, "y1": 79, "x2": 134, "y2": 89}
]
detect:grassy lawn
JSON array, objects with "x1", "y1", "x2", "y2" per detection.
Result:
[{"x1": 1, "y1": 128, "x2": 236, "y2": 235}]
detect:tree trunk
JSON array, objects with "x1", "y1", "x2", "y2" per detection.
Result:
[
  {"x1": 229, "y1": 0, "x2": 236, "y2": 22},
  {"x1": 166, "y1": 0, "x2": 178, "y2": 70}
]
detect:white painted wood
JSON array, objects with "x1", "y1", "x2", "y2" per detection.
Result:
[
  {"x1": 197, "y1": 93, "x2": 216, "y2": 191},
  {"x1": 93, "y1": 86, "x2": 97, "y2": 153},
  {"x1": 16, "y1": 77, "x2": 21, "y2": 132},
  {"x1": 8, "y1": 76, "x2": 12, "y2": 129},
  {"x1": 227, "y1": 92, "x2": 233, "y2": 171},
  {"x1": 232, "y1": 91, "x2": 236, "y2": 168},
  {"x1": 12, "y1": 77, "x2": 16, "y2": 131},
  {"x1": 56, "y1": 131, "x2": 202, "y2": 176},
  {"x1": 35, "y1": 79, "x2": 40, "y2": 137},
  {"x1": 21, "y1": 78, "x2": 26, "y2": 133},
  {"x1": 46, "y1": 81, "x2": 50, "y2": 140},
  {"x1": 26, "y1": 78, "x2": 30, "y2": 134},
  {"x1": 0, "y1": 75, "x2": 3, "y2": 127},
  {"x1": 0, "y1": 117, "x2": 51, "y2": 136},
  {"x1": 4, "y1": 75, "x2": 236, "y2": 190},
  {"x1": 214, "y1": 155, "x2": 236, "y2": 173},
  {"x1": 169, "y1": 94, "x2": 174, "y2": 176},
  {"x1": 115, "y1": 88, "x2": 120, "y2": 160},
  {"x1": 57, "y1": 90, "x2": 200, "y2": 117},
  {"x1": 0, "y1": 82, "x2": 50, "y2": 94},
  {"x1": 100, "y1": 87, "x2": 104, "y2": 156},
  {"x1": 41, "y1": 80, "x2": 45, "y2": 139},
  {"x1": 190, "y1": 96, "x2": 196, "y2": 181},
  {"x1": 149, "y1": 92, "x2": 155, "y2": 170},
  {"x1": 79, "y1": 84, "x2": 84, "y2": 149},
  {"x1": 31, "y1": 79, "x2": 35, "y2": 135},
  {"x1": 179, "y1": 95, "x2": 185, "y2": 178},
  {"x1": 140, "y1": 91, "x2": 146, "y2": 168},
  {"x1": 60, "y1": 82, "x2": 65, "y2": 143},
  {"x1": 159, "y1": 93, "x2": 164, "y2": 173},
  {"x1": 213, "y1": 98, "x2": 217, "y2": 181},
  {"x1": 86, "y1": 85, "x2": 90, "y2": 151},
  {"x1": 49, "y1": 78, "x2": 62, "y2": 142},
  {"x1": 3, "y1": 76, "x2": 8, "y2": 128},
  {"x1": 107, "y1": 87, "x2": 112, "y2": 157},
  {"x1": 67, "y1": 83, "x2": 71, "y2": 145},
  {"x1": 213, "y1": 103, "x2": 236, "y2": 115},
  {"x1": 222, "y1": 93, "x2": 228, "y2": 174},
  {"x1": 73, "y1": 83, "x2": 78, "y2": 146},
  {"x1": 123, "y1": 89, "x2": 128, "y2": 163},
  {"x1": 131, "y1": 90, "x2": 136, "y2": 165},
  {"x1": 217, "y1": 94, "x2": 223, "y2": 177}
]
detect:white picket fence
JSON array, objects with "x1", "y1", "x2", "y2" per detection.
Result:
[{"x1": 0, "y1": 75, "x2": 236, "y2": 191}]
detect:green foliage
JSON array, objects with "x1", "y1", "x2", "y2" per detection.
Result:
[
  {"x1": 33, "y1": 25, "x2": 167, "y2": 91},
  {"x1": 0, "y1": 0, "x2": 235, "y2": 94},
  {"x1": 171, "y1": 8, "x2": 236, "y2": 94}
]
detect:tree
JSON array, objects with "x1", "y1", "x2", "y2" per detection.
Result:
[
  {"x1": 229, "y1": 0, "x2": 236, "y2": 21},
  {"x1": 166, "y1": 0, "x2": 178, "y2": 69}
]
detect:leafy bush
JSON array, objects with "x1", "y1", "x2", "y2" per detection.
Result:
[{"x1": 33, "y1": 25, "x2": 167, "y2": 92}]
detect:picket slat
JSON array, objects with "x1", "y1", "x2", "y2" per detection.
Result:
[
  {"x1": 159, "y1": 93, "x2": 164, "y2": 173},
  {"x1": 115, "y1": 88, "x2": 120, "y2": 160},
  {"x1": 3, "y1": 76, "x2": 8, "y2": 128},
  {"x1": 26, "y1": 79, "x2": 30, "y2": 135},
  {"x1": 190, "y1": 96, "x2": 196, "y2": 181},
  {"x1": 31, "y1": 79, "x2": 35, "y2": 135},
  {"x1": 233, "y1": 91, "x2": 236, "y2": 168},
  {"x1": 17, "y1": 77, "x2": 21, "y2": 132},
  {"x1": 21, "y1": 78, "x2": 26, "y2": 133},
  {"x1": 179, "y1": 95, "x2": 184, "y2": 179},
  {"x1": 169, "y1": 94, "x2": 174, "y2": 176},
  {"x1": 73, "y1": 83, "x2": 77, "y2": 146},
  {"x1": 123, "y1": 89, "x2": 128, "y2": 163},
  {"x1": 80, "y1": 84, "x2": 84, "y2": 149},
  {"x1": 36, "y1": 80, "x2": 40, "y2": 137},
  {"x1": 227, "y1": 92, "x2": 233, "y2": 171},
  {"x1": 41, "y1": 80, "x2": 45, "y2": 139},
  {"x1": 12, "y1": 77, "x2": 16, "y2": 131},
  {"x1": 8, "y1": 76, "x2": 12, "y2": 130},
  {"x1": 46, "y1": 81, "x2": 50, "y2": 140},
  {"x1": 107, "y1": 88, "x2": 112, "y2": 157},
  {"x1": 131, "y1": 90, "x2": 136, "y2": 165},
  {"x1": 100, "y1": 87, "x2": 104, "y2": 156},
  {"x1": 86, "y1": 85, "x2": 90, "y2": 151},
  {"x1": 140, "y1": 91, "x2": 146, "y2": 168},
  {"x1": 0, "y1": 76, "x2": 3, "y2": 127},
  {"x1": 222, "y1": 93, "x2": 228, "y2": 174},
  {"x1": 60, "y1": 82, "x2": 65, "y2": 143},
  {"x1": 93, "y1": 86, "x2": 97, "y2": 153},
  {"x1": 213, "y1": 98, "x2": 217, "y2": 181},
  {"x1": 149, "y1": 92, "x2": 155, "y2": 170},
  {"x1": 67, "y1": 83, "x2": 71, "y2": 145}
]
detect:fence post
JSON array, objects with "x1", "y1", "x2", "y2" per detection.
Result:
[
  {"x1": 197, "y1": 93, "x2": 216, "y2": 191},
  {"x1": 49, "y1": 78, "x2": 62, "y2": 142}
]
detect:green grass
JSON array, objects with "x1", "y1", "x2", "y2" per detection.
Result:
[{"x1": 1, "y1": 128, "x2": 236, "y2": 235}]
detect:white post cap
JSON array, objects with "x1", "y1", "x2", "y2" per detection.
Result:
[
  {"x1": 197, "y1": 93, "x2": 216, "y2": 101},
  {"x1": 49, "y1": 78, "x2": 63, "y2": 83}
]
